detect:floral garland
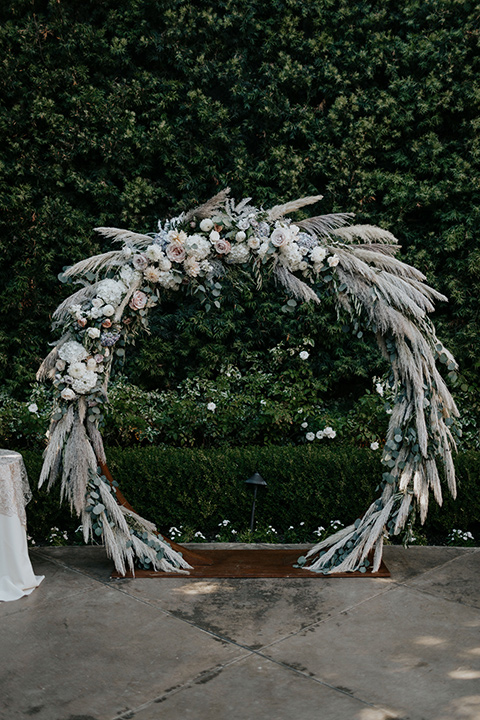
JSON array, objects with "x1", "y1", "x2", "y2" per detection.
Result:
[{"x1": 37, "y1": 189, "x2": 459, "y2": 575}]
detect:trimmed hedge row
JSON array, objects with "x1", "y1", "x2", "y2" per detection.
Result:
[{"x1": 23, "y1": 445, "x2": 480, "y2": 543}]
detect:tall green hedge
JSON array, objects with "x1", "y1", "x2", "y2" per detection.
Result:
[
  {"x1": 1, "y1": 0, "x2": 479, "y2": 395},
  {"x1": 23, "y1": 445, "x2": 480, "y2": 543}
]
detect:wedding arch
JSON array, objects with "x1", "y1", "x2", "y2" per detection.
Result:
[{"x1": 37, "y1": 189, "x2": 459, "y2": 576}]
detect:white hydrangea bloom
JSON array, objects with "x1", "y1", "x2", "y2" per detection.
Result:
[
  {"x1": 96, "y1": 279, "x2": 126, "y2": 305},
  {"x1": 310, "y1": 246, "x2": 327, "y2": 265},
  {"x1": 185, "y1": 234, "x2": 211, "y2": 260},
  {"x1": 279, "y1": 242, "x2": 303, "y2": 271},
  {"x1": 227, "y1": 243, "x2": 250, "y2": 264},
  {"x1": 58, "y1": 341, "x2": 88, "y2": 364}
]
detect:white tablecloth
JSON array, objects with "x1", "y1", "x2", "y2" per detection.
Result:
[{"x1": 0, "y1": 449, "x2": 44, "y2": 602}]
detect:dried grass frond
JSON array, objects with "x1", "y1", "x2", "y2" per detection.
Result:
[
  {"x1": 334, "y1": 225, "x2": 398, "y2": 245},
  {"x1": 295, "y1": 212, "x2": 354, "y2": 237},
  {"x1": 63, "y1": 250, "x2": 125, "y2": 279},
  {"x1": 183, "y1": 188, "x2": 231, "y2": 222},
  {"x1": 274, "y1": 265, "x2": 320, "y2": 304},
  {"x1": 267, "y1": 194, "x2": 324, "y2": 222}
]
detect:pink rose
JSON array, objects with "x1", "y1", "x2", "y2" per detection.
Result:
[
  {"x1": 129, "y1": 290, "x2": 148, "y2": 310},
  {"x1": 214, "y1": 239, "x2": 231, "y2": 255},
  {"x1": 132, "y1": 254, "x2": 148, "y2": 270},
  {"x1": 166, "y1": 242, "x2": 186, "y2": 263},
  {"x1": 101, "y1": 319, "x2": 112, "y2": 328}
]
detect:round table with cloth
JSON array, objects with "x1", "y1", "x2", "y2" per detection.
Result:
[{"x1": 0, "y1": 449, "x2": 44, "y2": 601}]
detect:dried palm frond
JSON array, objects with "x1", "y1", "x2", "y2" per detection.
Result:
[
  {"x1": 274, "y1": 265, "x2": 320, "y2": 304},
  {"x1": 86, "y1": 421, "x2": 107, "y2": 465},
  {"x1": 36, "y1": 333, "x2": 71, "y2": 381},
  {"x1": 183, "y1": 188, "x2": 231, "y2": 223},
  {"x1": 295, "y1": 212, "x2": 354, "y2": 237},
  {"x1": 52, "y1": 283, "x2": 102, "y2": 328},
  {"x1": 267, "y1": 194, "x2": 324, "y2": 222},
  {"x1": 62, "y1": 250, "x2": 125, "y2": 279},
  {"x1": 334, "y1": 224, "x2": 398, "y2": 245},
  {"x1": 350, "y1": 247, "x2": 426, "y2": 282},
  {"x1": 94, "y1": 227, "x2": 154, "y2": 249}
]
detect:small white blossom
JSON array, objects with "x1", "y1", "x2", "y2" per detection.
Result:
[
  {"x1": 235, "y1": 230, "x2": 246, "y2": 242},
  {"x1": 87, "y1": 327, "x2": 101, "y2": 339},
  {"x1": 327, "y1": 254, "x2": 340, "y2": 267},
  {"x1": 323, "y1": 426, "x2": 336, "y2": 439},
  {"x1": 28, "y1": 403, "x2": 38, "y2": 413},
  {"x1": 61, "y1": 387, "x2": 77, "y2": 402},
  {"x1": 200, "y1": 218, "x2": 214, "y2": 232},
  {"x1": 306, "y1": 432, "x2": 315, "y2": 441},
  {"x1": 301, "y1": 422, "x2": 308, "y2": 429},
  {"x1": 370, "y1": 441, "x2": 379, "y2": 451},
  {"x1": 102, "y1": 304, "x2": 115, "y2": 317},
  {"x1": 209, "y1": 230, "x2": 220, "y2": 243},
  {"x1": 299, "y1": 351, "x2": 309, "y2": 360},
  {"x1": 207, "y1": 402, "x2": 217, "y2": 412},
  {"x1": 376, "y1": 383, "x2": 384, "y2": 396},
  {"x1": 316, "y1": 430, "x2": 324, "y2": 439}
]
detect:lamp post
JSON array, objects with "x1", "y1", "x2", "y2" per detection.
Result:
[{"x1": 244, "y1": 472, "x2": 267, "y2": 532}]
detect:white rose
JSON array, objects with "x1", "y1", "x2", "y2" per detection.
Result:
[
  {"x1": 306, "y1": 432, "x2": 315, "y2": 441},
  {"x1": 200, "y1": 218, "x2": 214, "y2": 232},
  {"x1": 290, "y1": 224, "x2": 300, "y2": 235},
  {"x1": 327, "y1": 254, "x2": 340, "y2": 267},
  {"x1": 209, "y1": 230, "x2": 220, "y2": 243},
  {"x1": 68, "y1": 361, "x2": 87, "y2": 379},
  {"x1": 58, "y1": 341, "x2": 88, "y2": 364},
  {"x1": 316, "y1": 430, "x2": 324, "y2": 439},
  {"x1": 102, "y1": 304, "x2": 115, "y2": 317},
  {"x1": 270, "y1": 226, "x2": 292, "y2": 247},
  {"x1": 86, "y1": 358, "x2": 97, "y2": 371},
  {"x1": 310, "y1": 246, "x2": 327, "y2": 264},
  {"x1": 56, "y1": 359, "x2": 66, "y2": 371},
  {"x1": 207, "y1": 402, "x2": 217, "y2": 412},
  {"x1": 92, "y1": 298, "x2": 104, "y2": 309},
  {"x1": 248, "y1": 237, "x2": 261, "y2": 250},
  {"x1": 87, "y1": 327, "x2": 101, "y2": 339},
  {"x1": 370, "y1": 441, "x2": 379, "y2": 451},
  {"x1": 301, "y1": 422, "x2": 308, "y2": 429},
  {"x1": 235, "y1": 231, "x2": 246, "y2": 242},
  {"x1": 299, "y1": 351, "x2": 309, "y2": 360},
  {"x1": 28, "y1": 403, "x2": 38, "y2": 413},
  {"x1": 61, "y1": 388, "x2": 77, "y2": 402},
  {"x1": 323, "y1": 427, "x2": 336, "y2": 439}
]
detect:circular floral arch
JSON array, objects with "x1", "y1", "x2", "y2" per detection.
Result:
[{"x1": 37, "y1": 190, "x2": 459, "y2": 575}]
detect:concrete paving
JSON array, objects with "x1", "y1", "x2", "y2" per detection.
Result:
[{"x1": 1, "y1": 544, "x2": 480, "y2": 720}]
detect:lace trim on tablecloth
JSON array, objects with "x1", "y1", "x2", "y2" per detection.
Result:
[{"x1": 0, "y1": 450, "x2": 31, "y2": 526}]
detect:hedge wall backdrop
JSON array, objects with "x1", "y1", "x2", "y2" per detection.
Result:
[{"x1": 1, "y1": 0, "x2": 479, "y2": 401}]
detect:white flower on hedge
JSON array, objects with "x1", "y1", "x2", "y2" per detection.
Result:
[
  {"x1": 68, "y1": 361, "x2": 87, "y2": 379},
  {"x1": 87, "y1": 327, "x2": 101, "y2": 339},
  {"x1": 306, "y1": 432, "x2": 315, "y2": 441},
  {"x1": 200, "y1": 218, "x2": 214, "y2": 232},
  {"x1": 185, "y1": 234, "x2": 211, "y2": 260},
  {"x1": 323, "y1": 426, "x2": 336, "y2": 439},
  {"x1": 301, "y1": 422, "x2": 308, "y2": 429},
  {"x1": 235, "y1": 230, "x2": 246, "y2": 242},
  {"x1": 327, "y1": 253, "x2": 340, "y2": 267},
  {"x1": 28, "y1": 403, "x2": 38, "y2": 413},
  {"x1": 375, "y1": 382, "x2": 384, "y2": 396},
  {"x1": 71, "y1": 370, "x2": 98, "y2": 394},
  {"x1": 194, "y1": 531, "x2": 206, "y2": 539},
  {"x1": 227, "y1": 243, "x2": 250, "y2": 264},
  {"x1": 96, "y1": 279, "x2": 126, "y2": 305},
  {"x1": 248, "y1": 236, "x2": 261, "y2": 250},
  {"x1": 207, "y1": 402, "x2": 217, "y2": 412},
  {"x1": 58, "y1": 340, "x2": 88, "y2": 364},
  {"x1": 61, "y1": 387, "x2": 77, "y2": 402},
  {"x1": 370, "y1": 441, "x2": 379, "y2": 450},
  {"x1": 299, "y1": 351, "x2": 309, "y2": 360},
  {"x1": 316, "y1": 430, "x2": 324, "y2": 439}
]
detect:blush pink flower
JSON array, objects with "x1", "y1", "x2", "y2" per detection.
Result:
[
  {"x1": 214, "y1": 238, "x2": 231, "y2": 255},
  {"x1": 129, "y1": 290, "x2": 148, "y2": 310},
  {"x1": 166, "y1": 242, "x2": 186, "y2": 263},
  {"x1": 132, "y1": 254, "x2": 148, "y2": 271}
]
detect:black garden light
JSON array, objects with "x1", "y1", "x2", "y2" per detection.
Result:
[{"x1": 244, "y1": 472, "x2": 267, "y2": 532}]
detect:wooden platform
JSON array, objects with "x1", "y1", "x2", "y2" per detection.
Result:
[{"x1": 112, "y1": 547, "x2": 390, "y2": 579}]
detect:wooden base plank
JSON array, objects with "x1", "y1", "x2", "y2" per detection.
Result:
[{"x1": 111, "y1": 547, "x2": 390, "y2": 579}]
